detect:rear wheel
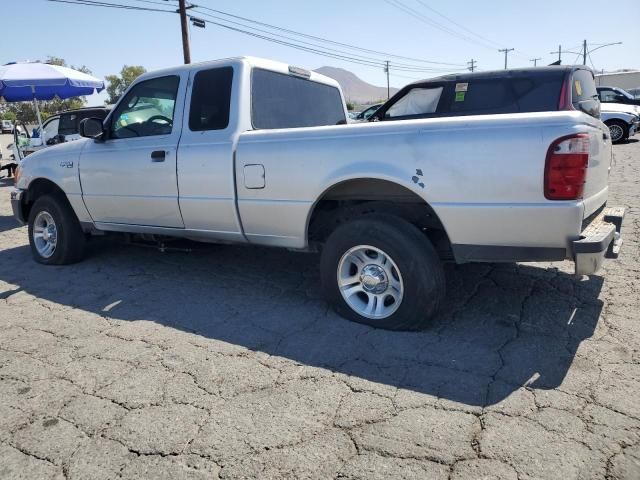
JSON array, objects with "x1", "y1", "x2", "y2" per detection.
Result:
[
  {"x1": 28, "y1": 194, "x2": 86, "y2": 265},
  {"x1": 320, "y1": 215, "x2": 445, "y2": 330},
  {"x1": 606, "y1": 120, "x2": 628, "y2": 143}
]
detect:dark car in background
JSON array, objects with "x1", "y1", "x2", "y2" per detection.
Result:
[
  {"x1": 597, "y1": 86, "x2": 640, "y2": 107},
  {"x1": 354, "y1": 103, "x2": 383, "y2": 121},
  {"x1": 369, "y1": 66, "x2": 600, "y2": 122},
  {"x1": 10, "y1": 106, "x2": 112, "y2": 162}
]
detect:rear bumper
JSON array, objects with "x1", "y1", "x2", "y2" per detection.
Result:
[
  {"x1": 10, "y1": 188, "x2": 26, "y2": 225},
  {"x1": 571, "y1": 206, "x2": 624, "y2": 275}
]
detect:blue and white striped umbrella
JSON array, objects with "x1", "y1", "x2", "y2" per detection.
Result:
[
  {"x1": 0, "y1": 61, "x2": 104, "y2": 101},
  {"x1": 0, "y1": 61, "x2": 104, "y2": 131}
]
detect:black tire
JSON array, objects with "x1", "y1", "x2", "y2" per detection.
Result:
[
  {"x1": 320, "y1": 214, "x2": 445, "y2": 331},
  {"x1": 606, "y1": 120, "x2": 629, "y2": 143},
  {"x1": 27, "y1": 194, "x2": 86, "y2": 265}
]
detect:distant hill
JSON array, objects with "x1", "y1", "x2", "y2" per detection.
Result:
[{"x1": 314, "y1": 66, "x2": 399, "y2": 105}]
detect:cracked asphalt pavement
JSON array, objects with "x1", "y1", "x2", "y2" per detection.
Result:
[{"x1": 0, "y1": 140, "x2": 639, "y2": 479}]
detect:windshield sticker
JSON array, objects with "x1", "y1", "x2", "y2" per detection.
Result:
[
  {"x1": 455, "y1": 82, "x2": 468, "y2": 92},
  {"x1": 575, "y1": 80, "x2": 582, "y2": 96},
  {"x1": 455, "y1": 91, "x2": 466, "y2": 102}
]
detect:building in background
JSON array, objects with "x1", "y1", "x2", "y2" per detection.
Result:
[{"x1": 595, "y1": 70, "x2": 640, "y2": 90}]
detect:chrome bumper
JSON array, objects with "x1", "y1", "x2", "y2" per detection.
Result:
[
  {"x1": 572, "y1": 206, "x2": 624, "y2": 275},
  {"x1": 10, "y1": 188, "x2": 25, "y2": 225}
]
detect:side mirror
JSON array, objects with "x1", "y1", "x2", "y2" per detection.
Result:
[
  {"x1": 79, "y1": 117, "x2": 105, "y2": 139},
  {"x1": 576, "y1": 99, "x2": 600, "y2": 118}
]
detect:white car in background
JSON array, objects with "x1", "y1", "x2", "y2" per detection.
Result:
[
  {"x1": 600, "y1": 102, "x2": 640, "y2": 143},
  {"x1": 1, "y1": 119, "x2": 13, "y2": 134}
]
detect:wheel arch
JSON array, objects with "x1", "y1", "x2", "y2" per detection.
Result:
[
  {"x1": 22, "y1": 178, "x2": 75, "y2": 223},
  {"x1": 306, "y1": 177, "x2": 453, "y2": 258}
]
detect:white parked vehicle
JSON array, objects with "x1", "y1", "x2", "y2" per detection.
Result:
[
  {"x1": 1, "y1": 119, "x2": 13, "y2": 134},
  {"x1": 10, "y1": 57, "x2": 625, "y2": 330},
  {"x1": 600, "y1": 102, "x2": 640, "y2": 143}
]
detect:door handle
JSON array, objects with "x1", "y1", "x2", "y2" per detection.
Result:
[{"x1": 151, "y1": 150, "x2": 166, "y2": 162}]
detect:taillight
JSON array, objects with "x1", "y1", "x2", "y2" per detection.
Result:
[
  {"x1": 544, "y1": 134, "x2": 590, "y2": 200},
  {"x1": 558, "y1": 74, "x2": 573, "y2": 111}
]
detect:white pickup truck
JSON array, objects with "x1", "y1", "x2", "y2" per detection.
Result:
[{"x1": 11, "y1": 57, "x2": 624, "y2": 330}]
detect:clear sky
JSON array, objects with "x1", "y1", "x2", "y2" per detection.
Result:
[{"x1": 4, "y1": 0, "x2": 640, "y2": 106}]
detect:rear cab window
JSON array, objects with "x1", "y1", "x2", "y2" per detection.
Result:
[{"x1": 251, "y1": 68, "x2": 346, "y2": 129}]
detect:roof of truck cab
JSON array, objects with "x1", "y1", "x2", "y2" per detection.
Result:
[
  {"x1": 133, "y1": 56, "x2": 341, "y2": 91},
  {"x1": 409, "y1": 65, "x2": 593, "y2": 85}
]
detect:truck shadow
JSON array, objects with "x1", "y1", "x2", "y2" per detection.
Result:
[
  {"x1": 0, "y1": 215, "x2": 21, "y2": 233},
  {"x1": 0, "y1": 239, "x2": 604, "y2": 407}
]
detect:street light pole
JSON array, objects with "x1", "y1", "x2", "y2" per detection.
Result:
[
  {"x1": 467, "y1": 58, "x2": 477, "y2": 72},
  {"x1": 530, "y1": 58, "x2": 542, "y2": 67},
  {"x1": 499, "y1": 48, "x2": 514, "y2": 69},
  {"x1": 550, "y1": 45, "x2": 562, "y2": 64},
  {"x1": 385, "y1": 60, "x2": 390, "y2": 100}
]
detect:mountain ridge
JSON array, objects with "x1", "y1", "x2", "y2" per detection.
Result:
[{"x1": 314, "y1": 66, "x2": 399, "y2": 105}]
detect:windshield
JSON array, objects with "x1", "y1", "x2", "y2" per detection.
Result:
[{"x1": 613, "y1": 87, "x2": 634, "y2": 100}]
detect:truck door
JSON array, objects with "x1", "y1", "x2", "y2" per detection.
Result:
[
  {"x1": 176, "y1": 65, "x2": 245, "y2": 242},
  {"x1": 79, "y1": 74, "x2": 186, "y2": 228}
]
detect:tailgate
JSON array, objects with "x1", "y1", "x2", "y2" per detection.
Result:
[{"x1": 582, "y1": 123, "x2": 612, "y2": 218}]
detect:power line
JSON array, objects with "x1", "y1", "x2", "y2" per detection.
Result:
[
  {"x1": 192, "y1": 14, "x2": 465, "y2": 74},
  {"x1": 49, "y1": 0, "x2": 469, "y2": 76},
  {"x1": 194, "y1": 3, "x2": 465, "y2": 67},
  {"x1": 48, "y1": 0, "x2": 174, "y2": 13},
  {"x1": 413, "y1": 0, "x2": 500, "y2": 48},
  {"x1": 190, "y1": 7, "x2": 460, "y2": 72},
  {"x1": 384, "y1": 0, "x2": 496, "y2": 50}
]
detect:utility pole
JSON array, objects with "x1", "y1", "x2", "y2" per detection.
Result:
[
  {"x1": 498, "y1": 48, "x2": 514, "y2": 69},
  {"x1": 178, "y1": 0, "x2": 191, "y2": 64},
  {"x1": 530, "y1": 58, "x2": 542, "y2": 67},
  {"x1": 384, "y1": 60, "x2": 390, "y2": 99},
  {"x1": 550, "y1": 44, "x2": 562, "y2": 64},
  {"x1": 467, "y1": 59, "x2": 477, "y2": 72},
  {"x1": 582, "y1": 39, "x2": 587, "y2": 65}
]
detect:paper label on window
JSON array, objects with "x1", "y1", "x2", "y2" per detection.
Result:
[
  {"x1": 455, "y1": 82, "x2": 468, "y2": 92},
  {"x1": 455, "y1": 91, "x2": 466, "y2": 102},
  {"x1": 575, "y1": 80, "x2": 582, "y2": 96}
]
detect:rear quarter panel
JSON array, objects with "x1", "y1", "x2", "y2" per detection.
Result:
[{"x1": 236, "y1": 111, "x2": 593, "y2": 251}]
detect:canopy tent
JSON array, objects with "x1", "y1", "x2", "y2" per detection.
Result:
[{"x1": 0, "y1": 61, "x2": 104, "y2": 131}]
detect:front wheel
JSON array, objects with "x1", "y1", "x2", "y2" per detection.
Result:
[
  {"x1": 27, "y1": 194, "x2": 86, "y2": 265},
  {"x1": 320, "y1": 215, "x2": 445, "y2": 330},
  {"x1": 606, "y1": 120, "x2": 628, "y2": 143}
]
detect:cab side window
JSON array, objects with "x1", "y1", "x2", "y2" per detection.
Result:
[
  {"x1": 189, "y1": 67, "x2": 233, "y2": 131},
  {"x1": 110, "y1": 76, "x2": 179, "y2": 139}
]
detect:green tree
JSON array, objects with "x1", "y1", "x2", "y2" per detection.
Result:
[
  {"x1": 346, "y1": 101, "x2": 356, "y2": 111},
  {"x1": 105, "y1": 65, "x2": 147, "y2": 104}
]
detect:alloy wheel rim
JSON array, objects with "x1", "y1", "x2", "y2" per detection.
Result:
[
  {"x1": 609, "y1": 124, "x2": 624, "y2": 142},
  {"x1": 337, "y1": 245, "x2": 404, "y2": 319},
  {"x1": 33, "y1": 211, "x2": 58, "y2": 258}
]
